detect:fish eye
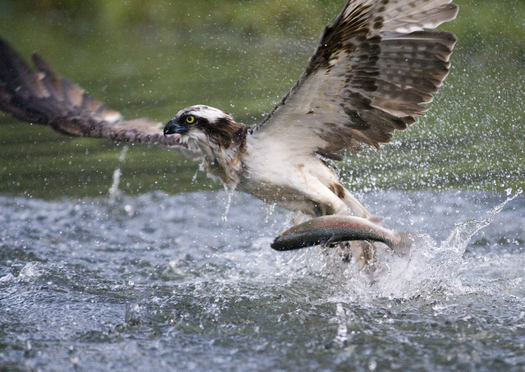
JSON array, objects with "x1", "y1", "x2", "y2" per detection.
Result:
[{"x1": 186, "y1": 115, "x2": 195, "y2": 124}]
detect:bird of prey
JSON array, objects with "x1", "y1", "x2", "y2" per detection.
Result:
[{"x1": 0, "y1": 0, "x2": 458, "y2": 269}]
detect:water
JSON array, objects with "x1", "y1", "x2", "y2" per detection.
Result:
[{"x1": 1, "y1": 190, "x2": 524, "y2": 371}]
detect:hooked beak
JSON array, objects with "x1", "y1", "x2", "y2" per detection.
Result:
[{"x1": 164, "y1": 119, "x2": 187, "y2": 136}]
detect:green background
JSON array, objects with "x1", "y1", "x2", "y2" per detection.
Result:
[{"x1": 0, "y1": 0, "x2": 523, "y2": 198}]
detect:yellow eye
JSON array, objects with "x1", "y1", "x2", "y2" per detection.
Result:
[{"x1": 186, "y1": 115, "x2": 195, "y2": 124}]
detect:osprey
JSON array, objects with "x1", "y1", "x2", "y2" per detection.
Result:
[{"x1": 0, "y1": 0, "x2": 458, "y2": 268}]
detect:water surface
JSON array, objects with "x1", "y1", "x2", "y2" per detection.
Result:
[{"x1": 1, "y1": 190, "x2": 524, "y2": 371}]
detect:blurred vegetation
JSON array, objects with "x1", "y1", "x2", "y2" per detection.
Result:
[
  {"x1": 0, "y1": 0, "x2": 524, "y2": 198},
  {"x1": 2, "y1": 0, "x2": 525, "y2": 52}
]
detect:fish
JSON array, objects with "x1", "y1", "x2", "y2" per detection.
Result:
[{"x1": 271, "y1": 215, "x2": 414, "y2": 256}]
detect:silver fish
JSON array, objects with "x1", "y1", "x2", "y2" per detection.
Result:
[{"x1": 272, "y1": 215, "x2": 413, "y2": 255}]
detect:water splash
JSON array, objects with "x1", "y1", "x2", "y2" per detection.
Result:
[
  {"x1": 192, "y1": 165, "x2": 203, "y2": 184},
  {"x1": 263, "y1": 203, "x2": 278, "y2": 224},
  {"x1": 108, "y1": 145, "x2": 129, "y2": 202},
  {"x1": 0, "y1": 262, "x2": 44, "y2": 284},
  {"x1": 446, "y1": 189, "x2": 522, "y2": 248},
  {"x1": 108, "y1": 168, "x2": 122, "y2": 201},
  {"x1": 318, "y1": 191, "x2": 523, "y2": 301},
  {"x1": 222, "y1": 189, "x2": 234, "y2": 222},
  {"x1": 118, "y1": 146, "x2": 129, "y2": 162},
  {"x1": 393, "y1": 191, "x2": 520, "y2": 296},
  {"x1": 331, "y1": 303, "x2": 349, "y2": 348}
]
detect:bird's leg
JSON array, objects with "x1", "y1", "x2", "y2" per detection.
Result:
[
  {"x1": 293, "y1": 211, "x2": 309, "y2": 226},
  {"x1": 347, "y1": 241, "x2": 378, "y2": 271}
]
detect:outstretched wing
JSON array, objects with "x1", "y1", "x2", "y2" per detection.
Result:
[
  {"x1": 0, "y1": 38, "x2": 200, "y2": 157},
  {"x1": 250, "y1": 0, "x2": 458, "y2": 159}
]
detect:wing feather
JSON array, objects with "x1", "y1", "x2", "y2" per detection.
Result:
[
  {"x1": 251, "y1": 0, "x2": 458, "y2": 159},
  {"x1": 0, "y1": 38, "x2": 200, "y2": 157}
]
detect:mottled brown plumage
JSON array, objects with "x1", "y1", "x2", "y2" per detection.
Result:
[{"x1": 254, "y1": 0, "x2": 458, "y2": 157}]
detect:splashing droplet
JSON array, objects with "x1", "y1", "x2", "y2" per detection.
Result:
[
  {"x1": 333, "y1": 303, "x2": 348, "y2": 347},
  {"x1": 222, "y1": 189, "x2": 234, "y2": 221},
  {"x1": 109, "y1": 145, "x2": 129, "y2": 201},
  {"x1": 264, "y1": 203, "x2": 276, "y2": 223},
  {"x1": 108, "y1": 168, "x2": 122, "y2": 202}
]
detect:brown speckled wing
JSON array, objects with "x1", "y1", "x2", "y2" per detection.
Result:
[
  {"x1": 0, "y1": 38, "x2": 200, "y2": 157},
  {"x1": 252, "y1": 0, "x2": 458, "y2": 158}
]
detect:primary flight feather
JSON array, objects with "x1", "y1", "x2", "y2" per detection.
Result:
[{"x1": 0, "y1": 0, "x2": 458, "y2": 268}]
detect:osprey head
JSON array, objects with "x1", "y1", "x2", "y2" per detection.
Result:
[{"x1": 164, "y1": 105, "x2": 245, "y2": 149}]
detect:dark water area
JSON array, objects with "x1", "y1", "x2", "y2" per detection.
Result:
[{"x1": 1, "y1": 190, "x2": 524, "y2": 371}]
